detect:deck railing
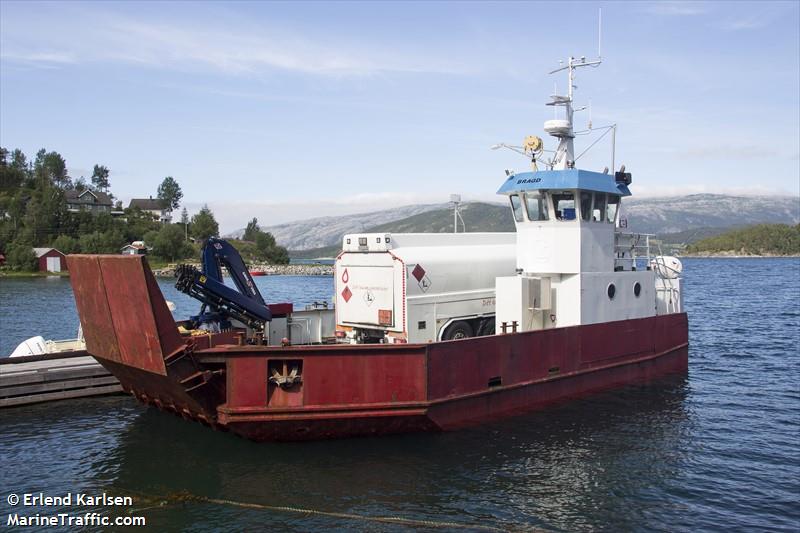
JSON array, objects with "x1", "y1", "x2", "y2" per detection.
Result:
[{"x1": 614, "y1": 232, "x2": 655, "y2": 270}]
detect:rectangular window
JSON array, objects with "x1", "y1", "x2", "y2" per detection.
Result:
[
  {"x1": 552, "y1": 192, "x2": 575, "y2": 220},
  {"x1": 592, "y1": 193, "x2": 606, "y2": 222},
  {"x1": 509, "y1": 194, "x2": 525, "y2": 222},
  {"x1": 606, "y1": 195, "x2": 620, "y2": 224},
  {"x1": 580, "y1": 192, "x2": 592, "y2": 222},
  {"x1": 525, "y1": 191, "x2": 549, "y2": 221}
]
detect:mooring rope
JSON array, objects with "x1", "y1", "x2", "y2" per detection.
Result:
[{"x1": 122, "y1": 489, "x2": 530, "y2": 531}]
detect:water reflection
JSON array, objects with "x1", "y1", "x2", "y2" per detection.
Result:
[{"x1": 90, "y1": 376, "x2": 689, "y2": 531}]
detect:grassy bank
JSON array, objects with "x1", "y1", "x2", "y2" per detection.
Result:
[{"x1": 0, "y1": 269, "x2": 71, "y2": 278}]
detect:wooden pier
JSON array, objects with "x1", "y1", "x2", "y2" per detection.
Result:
[{"x1": 0, "y1": 351, "x2": 122, "y2": 408}]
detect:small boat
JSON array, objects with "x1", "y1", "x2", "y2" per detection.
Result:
[
  {"x1": 9, "y1": 328, "x2": 85, "y2": 357},
  {"x1": 249, "y1": 270, "x2": 267, "y2": 276},
  {"x1": 3, "y1": 328, "x2": 121, "y2": 408}
]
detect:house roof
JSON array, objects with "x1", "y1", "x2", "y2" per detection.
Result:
[
  {"x1": 33, "y1": 248, "x2": 64, "y2": 258},
  {"x1": 129, "y1": 198, "x2": 165, "y2": 210},
  {"x1": 64, "y1": 189, "x2": 114, "y2": 206}
]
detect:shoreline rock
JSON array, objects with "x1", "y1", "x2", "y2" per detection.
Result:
[
  {"x1": 681, "y1": 251, "x2": 800, "y2": 258},
  {"x1": 152, "y1": 263, "x2": 333, "y2": 277}
]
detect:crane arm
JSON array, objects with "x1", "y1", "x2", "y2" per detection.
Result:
[{"x1": 175, "y1": 238, "x2": 272, "y2": 331}]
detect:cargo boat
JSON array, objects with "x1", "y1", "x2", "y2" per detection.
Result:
[{"x1": 67, "y1": 55, "x2": 688, "y2": 441}]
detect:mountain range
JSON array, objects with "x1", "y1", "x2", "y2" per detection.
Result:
[{"x1": 225, "y1": 194, "x2": 799, "y2": 257}]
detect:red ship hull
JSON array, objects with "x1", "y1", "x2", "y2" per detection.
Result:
[{"x1": 68, "y1": 255, "x2": 688, "y2": 441}]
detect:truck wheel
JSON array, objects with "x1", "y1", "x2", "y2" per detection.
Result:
[
  {"x1": 477, "y1": 318, "x2": 495, "y2": 337},
  {"x1": 442, "y1": 320, "x2": 474, "y2": 341}
]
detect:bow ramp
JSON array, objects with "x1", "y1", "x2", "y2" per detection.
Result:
[
  {"x1": 68, "y1": 255, "x2": 183, "y2": 375},
  {"x1": 67, "y1": 255, "x2": 228, "y2": 424}
]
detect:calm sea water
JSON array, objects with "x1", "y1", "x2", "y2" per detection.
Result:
[{"x1": 1, "y1": 259, "x2": 798, "y2": 531}]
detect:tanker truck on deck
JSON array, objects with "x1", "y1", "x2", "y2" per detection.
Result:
[{"x1": 334, "y1": 232, "x2": 517, "y2": 344}]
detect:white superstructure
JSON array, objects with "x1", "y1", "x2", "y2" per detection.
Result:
[
  {"x1": 491, "y1": 53, "x2": 682, "y2": 333},
  {"x1": 332, "y1": 49, "x2": 684, "y2": 345}
]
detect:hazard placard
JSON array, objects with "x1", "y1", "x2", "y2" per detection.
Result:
[
  {"x1": 411, "y1": 264, "x2": 432, "y2": 293},
  {"x1": 341, "y1": 286, "x2": 352, "y2": 302}
]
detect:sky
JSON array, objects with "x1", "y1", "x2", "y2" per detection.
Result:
[{"x1": 1, "y1": 0, "x2": 798, "y2": 232}]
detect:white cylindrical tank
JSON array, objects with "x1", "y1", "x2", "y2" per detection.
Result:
[{"x1": 336, "y1": 233, "x2": 517, "y2": 336}]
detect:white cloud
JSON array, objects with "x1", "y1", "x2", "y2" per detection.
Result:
[
  {"x1": 632, "y1": 184, "x2": 799, "y2": 197},
  {"x1": 716, "y1": 15, "x2": 771, "y2": 31},
  {"x1": 0, "y1": 7, "x2": 470, "y2": 77},
  {"x1": 640, "y1": 2, "x2": 711, "y2": 16},
  {"x1": 672, "y1": 144, "x2": 782, "y2": 160}
]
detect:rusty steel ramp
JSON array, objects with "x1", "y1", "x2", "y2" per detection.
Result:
[{"x1": 67, "y1": 255, "x2": 230, "y2": 425}]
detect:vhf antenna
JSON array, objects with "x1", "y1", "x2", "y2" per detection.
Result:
[{"x1": 598, "y1": 7, "x2": 602, "y2": 59}]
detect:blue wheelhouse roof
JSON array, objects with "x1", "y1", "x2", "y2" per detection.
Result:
[{"x1": 496, "y1": 169, "x2": 631, "y2": 197}]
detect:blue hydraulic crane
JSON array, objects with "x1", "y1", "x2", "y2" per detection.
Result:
[{"x1": 174, "y1": 238, "x2": 272, "y2": 331}]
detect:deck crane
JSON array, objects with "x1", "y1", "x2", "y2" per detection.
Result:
[{"x1": 174, "y1": 238, "x2": 272, "y2": 331}]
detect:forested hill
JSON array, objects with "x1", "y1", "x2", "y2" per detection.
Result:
[{"x1": 686, "y1": 224, "x2": 800, "y2": 256}]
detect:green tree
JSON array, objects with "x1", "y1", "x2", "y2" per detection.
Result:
[
  {"x1": 33, "y1": 149, "x2": 70, "y2": 189},
  {"x1": 5, "y1": 189, "x2": 28, "y2": 233},
  {"x1": 687, "y1": 224, "x2": 800, "y2": 255},
  {"x1": 10, "y1": 149, "x2": 29, "y2": 174},
  {"x1": 143, "y1": 229, "x2": 159, "y2": 246},
  {"x1": 23, "y1": 184, "x2": 66, "y2": 245},
  {"x1": 90, "y1": 164, "x2": 110, "y2": 192},
  {"x1": 0, "y1": 147, "x2": 28, "y2": 190},
  {"x1": 179, "y1": 207, "x2": 190, "y2": 241},
  {"x1": 51, "y1": 235, "x2": 81, "y2": 254},
  {"x1": 74, "y1": 176, "x2": 88, "y2": 192},
  {"x1": 78, "y1": 232, "x2": 105, "y2": 254},
  {"x1": 157, "y1": 176, "x2": 183, "y2": 211},
  {"x1": 99, "y1": 229, "x2": 126, "y2": 252},
  {"x1": 254, "y1": 231, "x2": 289, "y2": 264},
  {"x1": 191, "y1": 205, "x2": 219, "y2": 241},
  {"x1": 151, "y1": 224, "x2": 193, "y2": 261},
  {"x1": 6, "y1": 240, "x2": 37, "y2": 271},
  {"x1": 244, "y1": 218, "x2": 260, "y2": 241},
  {"x1": 122, "y1": 209, "x2": 162, "y2": 244}
]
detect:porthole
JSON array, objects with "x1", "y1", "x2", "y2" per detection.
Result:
[
  {"x1": 607, "y1": 283, "x2": 616, "y2": 300},
  {"x1": 633, "y1": 282, "x2": 642, "y2": 297}
]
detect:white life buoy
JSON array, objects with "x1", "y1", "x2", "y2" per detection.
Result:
[{"x1": 651, "y1": 256, "x2": 683, "y2": 279}]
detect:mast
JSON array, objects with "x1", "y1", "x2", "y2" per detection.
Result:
[{"x1": 546, "y1": 56, "x2": 601, "y2": 170}]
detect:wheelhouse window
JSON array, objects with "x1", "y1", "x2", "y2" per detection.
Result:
[
  {"x1": 552, "y1": 192, "x2": 576, "y2": 221},
  {"x1": 580, "y1": 192, "x2": 592, "y2": 222},
  {"x1": 510, "y1": 194, "x2": 525, "y2": 222},
  {"x1": 592, "y1": 193, "x2": 606, "y2": 222},
  {"x1": 606, "y1": 195, "x2": 620, "y2": 224},
  {"x1": 525, "y1": 191, "x2": 549, "y2": 221}
]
